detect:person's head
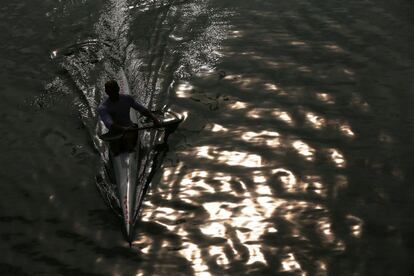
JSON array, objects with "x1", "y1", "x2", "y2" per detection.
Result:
[{"x1": 105, "y1": 80, "x2": 120, "y2": 101}]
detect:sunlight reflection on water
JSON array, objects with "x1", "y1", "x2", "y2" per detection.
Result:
[{"x1": 190, "y1": 146, "x2": 263, "y2": 168}]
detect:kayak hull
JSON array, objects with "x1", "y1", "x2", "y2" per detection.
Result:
[
  {"x1": 100, "y1": 71, "x2": 183, "y2": 243},
  {"x1": 105, "y1": 110, "x2": 183, "y2": 243},
  {"x1": 112, "y1": 151, "x2": 138, "y2": 241}
]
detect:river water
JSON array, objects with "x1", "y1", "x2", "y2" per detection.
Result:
[{"x1": 1, "y1": 0, "x2": 414, "y2": 275}]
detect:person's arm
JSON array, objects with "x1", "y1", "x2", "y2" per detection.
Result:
[
  {"x1": 128, "y1": 95, "x2": 161, "y2": 126},
  {"x1": 141, "y1": 108, "x2": 161, "y2": 126}
]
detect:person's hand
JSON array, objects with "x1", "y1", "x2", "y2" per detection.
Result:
[{"x1": 153, "y1": 117, "x2": 162, "y2": 127}]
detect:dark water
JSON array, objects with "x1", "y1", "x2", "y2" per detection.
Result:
[{"x1": 1, "y1": 0, "x2": 414, "y2": 275}]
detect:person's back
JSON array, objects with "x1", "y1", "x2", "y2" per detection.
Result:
[{"x1": 98, "y1": 94, "x2": 144, "y2": 129}]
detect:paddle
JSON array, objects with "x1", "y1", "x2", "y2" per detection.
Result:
[{"x1": 99, "y1": 113, "x2": 183, "y2": 142}]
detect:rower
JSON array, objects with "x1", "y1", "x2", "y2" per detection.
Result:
[{"x1": 97, "y1": 80, "x2": 160, "y2": 155}]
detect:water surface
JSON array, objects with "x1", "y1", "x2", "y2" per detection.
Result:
[{"x1": 1, "y1": 0, "x2": 413, "y2": 275}]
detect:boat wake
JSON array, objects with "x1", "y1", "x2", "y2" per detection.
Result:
[
  {"x1": 51, "y1": 39, "x2": 172, "y2": 221},
  {"x1": 44, "y1": 0, "x2": 228, "y2": 242}
]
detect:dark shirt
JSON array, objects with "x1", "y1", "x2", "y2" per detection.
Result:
[{"x1": 97, "y1": 94, "x2": 146, "y2": 128}]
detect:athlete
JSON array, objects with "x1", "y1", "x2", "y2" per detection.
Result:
[{"x1": 98, "y1": 80, "x2": 160, "y2": 154}]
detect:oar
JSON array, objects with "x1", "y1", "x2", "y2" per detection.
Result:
[{"x1": 99, "y1": 119, "x2": 182, "y2": 142}]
